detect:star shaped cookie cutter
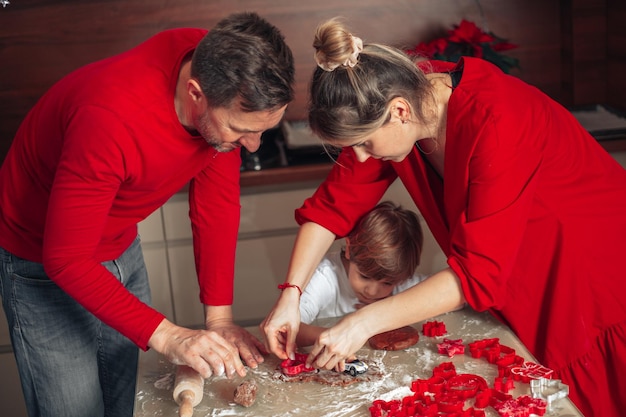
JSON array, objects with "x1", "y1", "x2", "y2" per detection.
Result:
[
  {"x1": 437, "y1": 338, "x2": 466, "y2": 357},
  {"x1": 530, "y1": 377, "x2": 569, "y2": 413},
  {"x1": 422, "y1": 320, "x2": 447, "y2": 337}
]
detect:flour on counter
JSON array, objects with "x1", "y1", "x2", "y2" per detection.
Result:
[
  {"x1": 153, "y1": 372, "x2": 174, "y2": 390},
  {"x1": 134, "y1": 309, "x2": 581, "y2": 417}
]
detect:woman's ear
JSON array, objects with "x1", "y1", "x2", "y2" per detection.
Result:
[
  {"x1": 390, "y1": 97, "x2": 411, "y2": 124},
  {"x1": 344, "y1": 237, "x2": 351, "y2": 260}
]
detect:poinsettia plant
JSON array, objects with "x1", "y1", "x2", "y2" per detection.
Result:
[{"x1": 407, "y1": 19, "x2": 520, "y2": 74}]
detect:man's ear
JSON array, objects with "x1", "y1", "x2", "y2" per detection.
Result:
[{"x1": 188, "y1": 79, "x2": 205, "y2": 104}]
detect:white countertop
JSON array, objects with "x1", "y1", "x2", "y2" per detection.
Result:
[{"x1": 133, "y1": 307, "x2": 583, "y2": 417}]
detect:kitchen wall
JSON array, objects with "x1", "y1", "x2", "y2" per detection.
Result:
[{"x1": 1, "y1": 0, "x2": 624, "y2": 163}]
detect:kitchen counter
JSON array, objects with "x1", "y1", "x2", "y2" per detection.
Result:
[{"x1": 133, "y1": 308, "x2": 584, "y2": 417}]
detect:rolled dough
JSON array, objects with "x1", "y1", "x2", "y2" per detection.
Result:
[{"x1": 368, "y1": 325, "x2": 420, "y2": 351}]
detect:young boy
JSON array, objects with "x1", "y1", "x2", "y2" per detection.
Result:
[{"x1": 296, "y1": 201, "x2": 427, "y2": 347}]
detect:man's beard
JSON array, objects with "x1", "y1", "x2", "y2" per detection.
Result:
[
  {"x1": 205, "y1": 136, "x2": 233, "y2": 153},
  {"x1": 195, "y1": 111, "x2": 236, "y2": 153}
]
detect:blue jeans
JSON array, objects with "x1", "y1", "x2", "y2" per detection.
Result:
[{"x1": 0, "y1": 236, "x2": 151, "y2": 417}]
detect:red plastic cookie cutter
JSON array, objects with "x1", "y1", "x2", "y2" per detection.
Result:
[
  {"x1": 446, "y1": 374, "x2": 489, "y2": 400},
  {"x1": 432, "y1": 361, "x2": 457, "y2": 380},
  {"x1": 496, "y1": 351, "x2": 525, "y2": 378},
  {"x1": 280, "y1": 353, "x2": 315, "y2": 376},
  {"x1": 372, "y1": 361, "x2": 489, "y2": 417},
  {"x1": 473, "y1": 388, "x2": 512, "y2": 409},
  {"x1": 422, "y1": 320, "x2": 447, "y2": 337},
  {"x1": 437, "y1": 338, "x2": 466, "y2": 357},
  {"x1": 510, "y1": 361, "x2": 554, "y2": 383},
  {"x1": 494, "y1": 375, "x2": 515, "y2": 393},
  {"x1": 411, "y1": 375, "x2": 447, "y2": 394},
  {"x1": 468, "y1": 338, "x2": 501, "y2": 362},
  {"x1": 369, "y1": 340, "x2": 552, "y2": 417},
  {"x1": 493, "y1": 394, "x2": 547, "y2": 417}
]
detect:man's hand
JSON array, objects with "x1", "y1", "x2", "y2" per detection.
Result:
[
  {"x1": 204, "y1": 304, "x2": 267, "y2": 369},
  {"x1": 147, "y1": 318, "x2": 247, "y2": 379},
  {"x1": 207, "y1": 321, "x2": 267, "y2": 369}
]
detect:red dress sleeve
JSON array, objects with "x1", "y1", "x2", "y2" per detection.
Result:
[
  {"x1": 444, "y1": 94, "x2": 544, "y2": 311},
  {"x1": 295, "y1": 148, "x2": 398, "y2": 237}
]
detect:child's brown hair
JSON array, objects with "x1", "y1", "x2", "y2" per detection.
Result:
[{"x1": 345, "y1": 201, "x2": 423, "y2": 284}]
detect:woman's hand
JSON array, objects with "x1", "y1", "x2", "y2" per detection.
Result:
[
  {"x1": 260, "y1": 289, "x2": 302, "y2": 360},
  {"x1": 305, "y1": 315, "x2": 370, "y2": 371},
  {"x1": 261, "y1": 222, "x2": 339, "y2": 359}
]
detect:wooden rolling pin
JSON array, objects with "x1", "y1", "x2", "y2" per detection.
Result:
[{"x1": 173, "y1": 365, "x2": 204, "y2": 417}]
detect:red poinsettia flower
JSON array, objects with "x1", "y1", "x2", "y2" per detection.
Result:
[
  {"x1": 430, "y1": 38, "x2": 449, "y2": 54},
  {"x1": 406, "y1": 19, "x2": 520, "y2": 74},
  {"x1": 448, "y1": 19, "x2": 494, "y2": 44},
  {"x1": 412, "y1": 37, "x2": 449, "y2": 57}
]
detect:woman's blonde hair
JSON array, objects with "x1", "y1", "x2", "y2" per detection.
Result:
[{"x1": 309, "y1": 18, "x2": 434, "y2": 143}]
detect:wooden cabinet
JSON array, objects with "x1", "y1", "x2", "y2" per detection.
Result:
[
  {"x1": 157, "y1": 185, "x2": 339, "y2": 327},
  {"x1": 143, "y1": 179, "x2": 446, "y2": 328}
]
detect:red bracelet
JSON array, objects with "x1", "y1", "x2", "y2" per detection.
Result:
[{"x1": 278, "y1": 282, "x2": 303, "y2": 297}]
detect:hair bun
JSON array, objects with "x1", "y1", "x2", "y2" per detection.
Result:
[{"x1": 313, "y1": 19, "x2": 363, "y2": 72}]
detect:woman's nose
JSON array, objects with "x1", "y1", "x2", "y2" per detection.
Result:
[{"x1": 353, "y1": 147, "x2": 370, "y2": 163}]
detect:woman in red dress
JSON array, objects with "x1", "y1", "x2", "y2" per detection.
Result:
[{"x1": 262, "y1": 19, "x2": 626, "y2": 417}]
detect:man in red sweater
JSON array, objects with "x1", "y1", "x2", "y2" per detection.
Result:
[{"x1": 0, "y1": 12, "x2": 294, "y2": 417}]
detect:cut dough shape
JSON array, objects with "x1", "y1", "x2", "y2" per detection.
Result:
[
  {"x1": 273, "y1": 361, "x2": 382, "y2": 386},
  {"x1": 368, "y1": 325, "x2": 420, "y2": 351}
]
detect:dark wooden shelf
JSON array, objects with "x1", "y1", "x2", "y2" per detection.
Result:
[
  {"x1": 597, "y1": 137, "x2": 626, "y2": 153},
  {"x1": 240, "y1": 162, "x2": 332, "y2": 188}
]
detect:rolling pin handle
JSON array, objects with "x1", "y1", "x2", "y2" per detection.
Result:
[
  {"x1": 173, "y1": 365, "x2": 203, "y2": 416},
  {"x1": 178, "y1": 390, "x2": 195, "y2": 417}
]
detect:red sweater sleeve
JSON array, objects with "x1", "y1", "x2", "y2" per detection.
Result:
[
  {"x1": 189, "y1": 150, "x2": 241, "y2": 306},
  {"x1": 42, "y1": 106, "x2": 165, "y2": 350},
  {"x1": 295, "y1": 148, "x2": 398, "y2": 236}
]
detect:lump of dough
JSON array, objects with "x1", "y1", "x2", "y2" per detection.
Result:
[{"x1": 233, "y1": 379, "x2": 257, "y2": 407}]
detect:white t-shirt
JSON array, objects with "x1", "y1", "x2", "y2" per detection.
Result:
[{"x1": 299, "y1": 251, "x2": 429, "y2": 324}]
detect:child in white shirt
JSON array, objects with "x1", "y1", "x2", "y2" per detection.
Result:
[{"x1": 297, "y1": 201, "x2": 427, "y2": 347}]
